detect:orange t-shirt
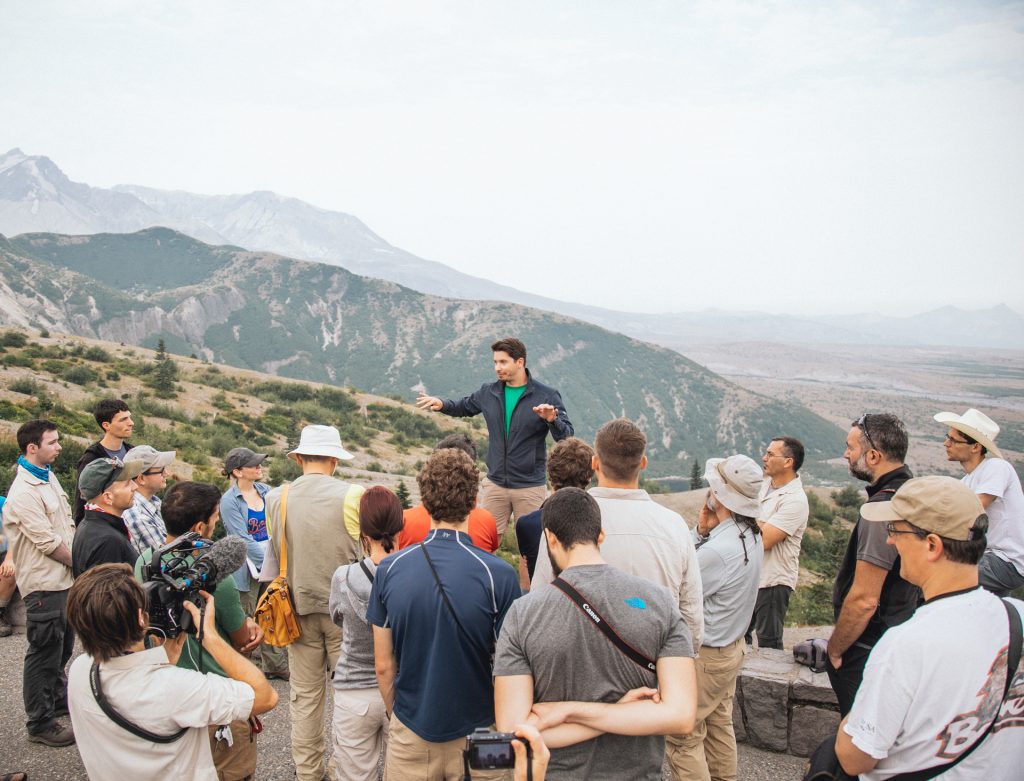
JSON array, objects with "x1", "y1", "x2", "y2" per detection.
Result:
[{"x1": 398, "y1": 505, "x2": 500, "y2": 553}]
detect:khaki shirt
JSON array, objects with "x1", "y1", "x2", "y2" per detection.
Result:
[
  {"x1": 757, "y1": 476, "x2": 809, "y2": 589},
  {"x1": 264, "y1": 473, "x2": 363, "y2": 615},
  {"x1": 3, "y1": 464, "x2": 75, "y2": 595}
]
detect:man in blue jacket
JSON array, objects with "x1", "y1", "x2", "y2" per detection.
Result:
[{"x1": 417, "y1": 337, "x2": 573, "y2": 534}]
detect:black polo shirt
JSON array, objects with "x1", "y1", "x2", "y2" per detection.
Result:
[{"x1": 72, "y1": 507, "x2": 138, "y2": 578}]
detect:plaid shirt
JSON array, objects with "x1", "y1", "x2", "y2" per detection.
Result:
[{"x1": 122, "y1": 492, "x2": 167, "y2": 556}]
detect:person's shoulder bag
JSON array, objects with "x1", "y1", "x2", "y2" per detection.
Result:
[{"x1": 254, "y1": 484, "x2": 302, "y2": 647}]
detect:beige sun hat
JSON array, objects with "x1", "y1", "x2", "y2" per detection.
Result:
[
  {"x1": 704, "y1": 455, "x2": 763, "y2": 518},
  {"x1": 860, "y1": 475, "x2": 986, "y2": 541},
  {"x1": 289, "y1": 424, "x2": 353, "y2": 461},
  {"x1": 933, "y1": 408, "x2": 1002, "y2": 458}
]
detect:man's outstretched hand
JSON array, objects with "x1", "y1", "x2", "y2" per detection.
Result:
[
  {"x1": 533, "y1": 404, "x2": 558, "y2": 423},
  {"x1": 416, "y1": 394, "x2": 443, "y2": 412}
]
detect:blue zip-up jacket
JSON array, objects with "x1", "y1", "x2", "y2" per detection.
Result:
[
  {"x1": 440, "y1": 369, "x2": 573, "y2": 488},
  {"x1": 220, "y1": 481, "x2": 271, "y2": 592}
]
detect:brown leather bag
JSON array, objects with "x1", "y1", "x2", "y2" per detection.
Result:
[{"x1": 254, "y1": 485, "x2": 301, "y2": 647}]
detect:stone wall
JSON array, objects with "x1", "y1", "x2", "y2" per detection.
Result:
[{"x1": 732, "y1": 647, "x2": 839, "y2": 757}]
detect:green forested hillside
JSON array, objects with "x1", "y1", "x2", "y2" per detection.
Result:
[{"x1": 1, "y1": 229, "x2": 847, "y2": 477}]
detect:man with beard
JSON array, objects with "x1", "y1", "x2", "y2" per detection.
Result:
[{"x1": 827, "y1": 413, "x2": 921, "y2": 715}]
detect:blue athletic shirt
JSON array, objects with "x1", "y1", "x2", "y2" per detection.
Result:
[{"x1": 367, "y1": 528, "x2": 521, "y2": 742}]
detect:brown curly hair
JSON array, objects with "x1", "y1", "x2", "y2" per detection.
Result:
[
  {"x1": 547, "y1": 437, "x2": 595, "y2": 490},
  {"x1": 417, "y1": 448, "x2": 480, "y2": 524}
]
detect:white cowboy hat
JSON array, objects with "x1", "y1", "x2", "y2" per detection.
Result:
[
  {"x1": 289, "y1": 424, "x2": 354, "y2": 461},
  {"x1": 704, "y1": 455, "x2": 763, "y2": 518},
  {"x1": 933, "y1": 408, "x2": 1002, "y2": 458}
]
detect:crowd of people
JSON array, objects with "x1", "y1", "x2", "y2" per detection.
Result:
[{"x1": 0, "y1": 336, "x2": 1021, "y2": 781}]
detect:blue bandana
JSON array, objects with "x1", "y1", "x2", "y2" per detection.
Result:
[{"x1": 17, "y1": 455, "x2": 51, "y2": 482}]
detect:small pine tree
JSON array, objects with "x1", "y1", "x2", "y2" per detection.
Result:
[
  {"x1": 396, "y1": 480, "x2": 412, "y2": 510},
  {"x1": 156, "y1": 338, "x2": 167, "y2": 362},
  {"x1": 689, "y1": 459, "x2": 703, "y2": 490}
]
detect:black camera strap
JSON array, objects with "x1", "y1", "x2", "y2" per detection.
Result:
[
  {"x1": 359, "y1": 558, "x2": 375, "y2": 584},
  {"x1": 90, "y1": 662, "x2": 188, "y2": 743},
  {"x1": 552, "y1": 577, "x2": 656, "y2": 673},
  {"x1": 886, "y1": 598, "x2": 1022, "y2": 781}
]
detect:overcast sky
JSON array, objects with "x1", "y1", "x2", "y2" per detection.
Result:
[{"x1": 2, "y1": 1, "x2": 1023, "y2": 316}]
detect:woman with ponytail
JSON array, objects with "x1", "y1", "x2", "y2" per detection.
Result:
[{"x1": 328, "y1": 486, "x2": 404, "y2": 781}]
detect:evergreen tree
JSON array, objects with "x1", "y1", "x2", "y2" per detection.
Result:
[
  {"x1": 689, "y1": 459, "x2": 703, "y2": 490},
  {"x1": 396, "y1": 480, "x2": 412, "y2": 510},
  {"x1": 156, "y1": 338, "x2": 167, "y2": 362},
  {"x1": 150, "y1": 339, "x2": 179, "y2": 396}
]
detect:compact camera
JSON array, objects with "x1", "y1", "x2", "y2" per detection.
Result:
[{"x1": 465, "y1": 728, "x2": 530, "y2": 769}]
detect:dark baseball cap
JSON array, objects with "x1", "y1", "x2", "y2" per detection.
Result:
[
  {"x1": 79, "y1": 458, "x2": 146, "y2": 502},
  {"x1": 222, "y1": 447, "x2": 268, "y2": 476}
]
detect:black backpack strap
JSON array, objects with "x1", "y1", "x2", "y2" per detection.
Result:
[
  {"x1": 551, "y1": 577, "x2": 656, "y2": 673},
  {"x1": 887, "y1": 598, "x2": 1022, "y2": 781},
  {"x1": 358, "y1": 558, "x2": 374, "y2": 584},
  {"x1": 90, "y1": 663, "x2": 188, "y2": 744},
  {"x1": 418, "y1": 542, "x2": 493, "y2": 661}
]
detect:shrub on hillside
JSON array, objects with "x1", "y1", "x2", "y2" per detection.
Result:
[
  {"x1": 1, "y1": 331, "x2": 28, "y2": 348},
  {"x1": 62, "y1": 365, "x2": 97, "y2": 386}
]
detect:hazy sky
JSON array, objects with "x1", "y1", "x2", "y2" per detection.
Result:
[{"x1": 3, "y1": 1, "x2": 1023, "y2": 316}]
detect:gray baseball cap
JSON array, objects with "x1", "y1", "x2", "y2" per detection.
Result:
[
  {"x1": 79, "y1": 458, "x2": 146, "y2": 502},
  {"x1": 125, "y1": 445, "x2": 175, "y2": 472}
]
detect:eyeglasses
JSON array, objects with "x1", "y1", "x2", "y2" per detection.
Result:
[
  {"x1": 142, "y1": 468, "x2": 166, "y2": 476},
  {"x1": 944, "y1": 434, "x2": 970, "y2": 446},
  {"x1": 856, "y1": 413, "x2": 878, "y2": 451},
  {"x1": 885, "y1": 522, "x2": 928, "y2": 539}
]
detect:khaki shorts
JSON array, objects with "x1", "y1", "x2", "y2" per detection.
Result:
[{"x1": 384, "y1": 714, "x2": 510, "y2": 781}]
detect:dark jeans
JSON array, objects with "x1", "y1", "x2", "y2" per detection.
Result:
[
  {"x1": 23, "y1": 589, "x2": 75, "y2": 733},
  {"x1": 825, "y1": 640, "x2": 873, "y2": 717},
  {"x1": 978, "y1": 551, "x2": 1024, "y2": 597},
  {"x1": 745, "y1": 584, "x2": 792, "y2": 650}
]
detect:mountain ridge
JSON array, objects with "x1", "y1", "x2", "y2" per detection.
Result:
[
  {"x1": 0, "y1": 227, "x2": 846, "y2": 478},
  {"x1": 3, "y1": 148, "x2": 1020, "y2": 350}
]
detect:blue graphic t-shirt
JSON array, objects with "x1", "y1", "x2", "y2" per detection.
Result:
[{"x1": 247, "y1": 506, "x2": 268, "y2": 542}]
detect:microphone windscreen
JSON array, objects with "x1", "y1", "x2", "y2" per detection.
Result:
[{"x1": 195, "y1": 535, "x2": 248, "y2": 588}]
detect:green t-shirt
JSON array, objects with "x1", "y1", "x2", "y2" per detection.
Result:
[
  {"x1": 134, "y1": 548, "x2": 246, "y2": 678},
  {"x1": 504, "y1": 383, "x2": 527, "y2": 435}
]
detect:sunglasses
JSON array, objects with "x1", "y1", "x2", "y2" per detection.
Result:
[{"x1": 856, "y1": 413, "x2": 878, "y2": 451}]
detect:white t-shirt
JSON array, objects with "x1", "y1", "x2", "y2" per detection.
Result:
[
  {"x1": 845, "y1": 588, "x2": 1024, "y2": 780},
  {"x1": 963, "y1": 457, "x2": 1024, "y2": 574},
  {"x1": 68, "y1": 647, "x2": 255, "y2": 780},
  {"x1": 757, "y1": 476, "x2": 809, "y2": 589}
]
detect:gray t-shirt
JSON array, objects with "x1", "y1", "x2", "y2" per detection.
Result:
[
  {"x1": 328, "y1": 558, "x2": 377, "y2": 690},
  {"x1": 494, "y1": 563, "x2": 693, "y2": 780}
]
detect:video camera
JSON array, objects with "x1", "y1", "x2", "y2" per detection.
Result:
[{"x1": 139, "y1": 532, "x2": 246, "y2": 638}]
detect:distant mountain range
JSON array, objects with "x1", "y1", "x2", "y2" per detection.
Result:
[
  {"x1": 2, "y1": 148, "x2": 1020, "y2": 350},
  {"x1": 0, "y1": 227, "x2": 845, "y2": 477}
]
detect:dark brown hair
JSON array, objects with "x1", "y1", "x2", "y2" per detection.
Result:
[
  {"x1": 491, "y1": 338, "x2": 526, "y2": 364},
  {"x1": 771, "y1": 436, "x2": 805, "y2": 472},
  {"x1": 359, "y1": 486, "x2": 405, "y2": 554},
  {"x1": 16, "y1": 419, "x2": 58, "y2": 454},
  {"x1": 94, "y1": 398, "x2": 131, "y2": 428},
  {"x1": 417, "y1": 448, "x2": 480, "y2": 524},
  {"x1": 435, "y1": 433, "x2": 477, "y2": 461},
  {"x1": 541, "y1": 487, "x2": 601, "y2": 549},
  {"x1": 67, "y1": 563, "x2": 147, "y2": 663},
  {"x1": 595, "y1": 418, "x2": 646, "y2": 482},
  {"x1": 547, "y1": 437, "x2": 595, "y2": 490},
  {"x1": 162, "y1": 482, "x2": 221, "y2": 537}
]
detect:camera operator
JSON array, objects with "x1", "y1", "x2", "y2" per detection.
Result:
[
  {"x1": 135, "y1": 481, "x2": 265, "y2": 780},
  {"x1": 66, "y1": 563, "x2": 277, "y2": 779}
]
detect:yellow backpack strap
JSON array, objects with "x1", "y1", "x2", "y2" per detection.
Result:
[
  {"x1": 279, "y1": 484, "x2": 290, "y2": 579},
  {"x1": 343, "y1": 484, "x2": 365, "y2": 542}
]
